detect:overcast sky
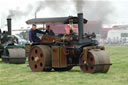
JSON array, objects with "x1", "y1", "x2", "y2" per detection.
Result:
[{"x1": 0, "y1": 0, "x2": 128, "y2": 31}]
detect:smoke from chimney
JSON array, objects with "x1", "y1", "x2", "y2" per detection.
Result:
[
  {"x1": 34, "y1": 0, "x2": 66, "y2": 18},
  {"x1": 73, "y1": 0, "x2": 113, "y2": 24},
  {"x1": 6, "y1": 0, "x2": 114, "y2": 27},
  {"x1": 7, "y1": 4, "x2": 33, "y2": 19},
  {"x1": 73, "y1": 0, "x2": 85, "y2": 13},
  {"x1": 6, "y1": 0, "x2": 113, "y2": 24},
  {"x1": 34, "y1": 0, "x2": 114, "y2": 24},
  {"x1": 35, "y1": 1, "x2": 45, "y2": 14}
]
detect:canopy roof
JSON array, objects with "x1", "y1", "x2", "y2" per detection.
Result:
[{"x1": 26, "y1": 16, "x2": 88, "y2": 24}]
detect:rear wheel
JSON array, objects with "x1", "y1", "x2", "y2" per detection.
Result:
[{"x1": 29, "y1": 45, "x2": 52, "y2": 72}]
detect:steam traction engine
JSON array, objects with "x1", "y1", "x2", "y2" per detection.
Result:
[
  {"x1": 26, "y1": 13, "x2": 111, "y2": 73},
  {"x1": 0, "y1": 18, "x2": 26, "y2": 64}
]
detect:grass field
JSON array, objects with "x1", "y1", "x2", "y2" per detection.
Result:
[{"x1": 0, "y1": 46, "x2": 128, "y2": 85}]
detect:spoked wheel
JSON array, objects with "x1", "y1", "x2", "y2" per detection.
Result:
[
  {"x1": 80, "y1": 49, "x2": 111, "y2": 73},
  {"x1": 29, "y1": 45, "x2": 52, "y2": 72}
]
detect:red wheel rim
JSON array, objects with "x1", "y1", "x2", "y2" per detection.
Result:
[{"x1": 29, "y1": 46, "x2": 45, "y2": 72}]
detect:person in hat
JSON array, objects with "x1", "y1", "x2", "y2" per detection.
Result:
[
  {"x1": 29, "y1": 24, "x2": 46, "y2": 43},
  {"x1": 46, "y1": 25, "x2": 55, "y2": 36}
]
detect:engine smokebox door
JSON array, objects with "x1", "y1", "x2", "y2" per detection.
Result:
[{"x1": 52, "y1": 46, "x2": 67, "y2": 68}]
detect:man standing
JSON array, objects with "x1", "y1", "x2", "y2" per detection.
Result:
[{"x1": 29, "y1": 24, "x2": 46, "y2": 43}]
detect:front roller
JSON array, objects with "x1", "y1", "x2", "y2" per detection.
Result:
[
  {"x1": 2, "y1": 48, "x2": 26, "y2": 64},
  {"x1": 29, "y1": 45, "x2": 52, "y2": 72},
  {"x1": 80, "y1": 47, "x2": 111, "y2": 73}
]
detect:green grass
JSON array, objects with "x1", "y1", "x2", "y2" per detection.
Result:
[{"x1": 0, "y1": 46, "x2": 128, "y2": 85}]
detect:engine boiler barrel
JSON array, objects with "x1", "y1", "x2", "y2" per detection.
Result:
[
  {"x1": 78, "y1": 13, "x2": 84, "y2": 40},
  {"x1": 7, "y1": 18, "x2": 11, "y2": 35}
]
